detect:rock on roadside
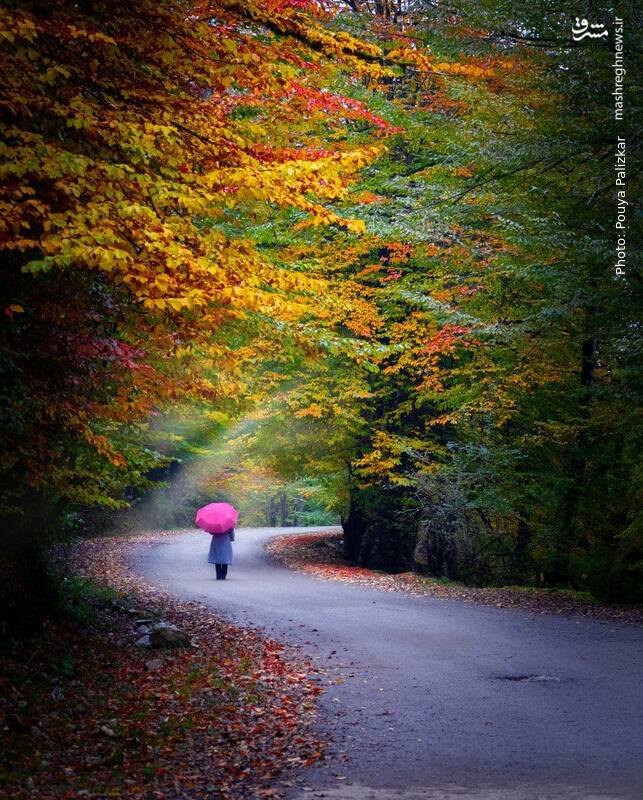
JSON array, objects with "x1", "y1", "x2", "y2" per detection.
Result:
[{"x1": 148, "y1": 622, "x2": 192, "y2": 649}]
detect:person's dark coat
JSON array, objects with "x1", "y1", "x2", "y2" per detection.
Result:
[{"x1": 207, "y1": 528, "x2": 234, "y2": 565}]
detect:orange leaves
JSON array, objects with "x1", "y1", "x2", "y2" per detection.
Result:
[
  {"x1": 82, "y1": 431, "x2": 128, "y2": 468},
  {"x1": 387, "y1": 47, "x2": 495, "y2": 81},
  {"x1": 384, "y1": 315, "x2": 473, "y2": 396},
  {"x1": 1, "y1": 0, "x2": 395, "y2": 362},
  {"x1": 2, "y1": 0, "x2": 386, "y2": 334},
  {"x1": 350, "y1": 189, "x2": 386, "y2": 205},
  {"x1": 380, "y1": 241, "x2": 413, "y2": 264},
  {"x1": 3, "y1": 0, "x2": 505, "y2": 513},
  {"x1": 293, "y1": 208, "x2": 366, "y2": 235},
  {"x1": 454, "y1": 166, "x2": 475, "y2": 178},
  {"x1": 354, "y1": 263, "x2": 383, "y2": 280},
  {"x1": 3, "y1": 303, "x2": 24, "y2": 318},
  {"x1": 294, "y1": 403, "x2": 324, "y2": 418},
  {"x1": 433, "y1": 61, "x2": 495, "y2": 79}
]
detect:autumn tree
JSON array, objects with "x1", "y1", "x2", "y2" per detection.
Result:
[
  {"x1": 344, "y1": 0, "x2": 641, "y2": 597},
  {"x1": 228, "y1": 0, "x2": 642, "y2": 599},
  {"x1": 0, "y1": 0, "x2": 399, "y2": 624},
  {"x1": 2, "y1": 0, "x2": 640, "y2": 622}
]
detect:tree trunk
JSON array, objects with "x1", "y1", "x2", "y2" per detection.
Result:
[
  {"x1": 267, "y1": 496, "x2": 278, "y2": 527},
  {"x1": 0, "y1": 490, "x2": 65, "y2": 633},
  {"x1": 341, "y1": 462, "x2": 364, "y2": 562},
  {"x1": 549, "y1": 334, "x2": 597, "y2": 584}
]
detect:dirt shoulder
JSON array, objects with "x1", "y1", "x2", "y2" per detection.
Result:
[
  {"x1": 267, "y1": 530, "x2": 643, "y2": 626},
  {"x1": 0, "y1": 531, "x2": 325, "y2": 799}
]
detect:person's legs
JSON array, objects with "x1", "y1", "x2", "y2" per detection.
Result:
[
  {"x1": 215, "y1": 563, "x2": 223, "y2": 580},
  {"x1": 221, "y1": 564, "x2": 228, "y2": 579}
]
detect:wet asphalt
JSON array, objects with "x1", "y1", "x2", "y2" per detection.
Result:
[{"x1": 131, "y1": 527, "x2": 643, "y2": 800}]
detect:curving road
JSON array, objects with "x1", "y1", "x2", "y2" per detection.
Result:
[{"x1": 132, "y1": 528, "x2": 643, "y2": 800}]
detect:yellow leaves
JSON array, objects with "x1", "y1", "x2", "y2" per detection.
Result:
[
  {"x1": 142, "y1": 121, "x2": 179, "y2": 139},
  {"x1": 166, "y1": 297, "x2": 188, "y2": 312},
  {"x1": 349, "y1": 59, "x2": 397, "y2": 81},
  {"x1": 65, "y1": 23, "x2": 116, "y2": 46},
  {"x1": 142, "y1": 288, "x2": 207, "y2": 313},
  {"x1": 82, "y1": 430, "x2": 127, "y2": 468},
  {"x1": 433, "y1": 62, "x2": 495, "y2": 79},
  {"x1": 40, "y1": 64, "x2": 71, "y2": 85},
  {"x1": 293, "y1": 203, "x2": 366, "y2": 235},
  {"x1": 354, "y1": 431, "x2": 433, "y2": 484},
  {"x1": 0, "y1": 7, "x2": 37, "y2": 44},
  {"x1": 204, "y1": 410, "x2": 233, "y2": 426},
  {"x1": 387, "y1": 47, "x2": 494, "y2": 81},
  {"x1": 388, "y1": 48, "x2": 434, "y2": 74},
  {"x1": 143, "y1": 298, "x2": 169, "y2": 310},
  {"x1": 0, "y1": 0, "x2": 435, "y2": 515},
  {"x1": 220, "y1": 38, "x2": 239, "y2": 57},
  {"x1": 213, "y1": 146, "x2": 382, "y2": 214},
  {"x1": 64, "y1": 95, "x2": 98, "y2": 130},
  {"x1": 294, "y1": 403, "x2": 324, "y2": 419},
  {"x1": 0, "y1": 1, "x2": 393, "y2": 399},
  {"x1": 261, "y1": 266, "x2": 327, "y2": 296},
  {"x1": 344, "y1": 218, "x2": 366, "y2": 235},
  {"x1": 92, "y1": 247, "x2": 132, "y2": 273},
  {"x1": 2, "y1": 236, "x2": 38, "y2": 251},
  {"x1": 353, "y1": 432, "x2": 409, "y2": 483},
  {"x1": 0, "y1": 4, "x2": 392, "y2": 348}
]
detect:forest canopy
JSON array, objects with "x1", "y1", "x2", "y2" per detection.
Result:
[{"x1": 1, "y1": 0, "x2": 641, "y2": 625}]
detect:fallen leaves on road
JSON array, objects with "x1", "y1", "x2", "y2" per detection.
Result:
[
  {"x1": 267, "y1": 531, "x2": 643, "y2": 625},
  {"x1": 1, "y1": 531, "x2": 326, "y2": 799}
]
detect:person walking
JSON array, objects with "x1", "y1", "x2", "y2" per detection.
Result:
[
  {"x1": 208, "y1": 527, "x2": 234, "y2": 580},
  {"x1": 195, "y1": 502, "x2": 238, "y2": 580}
]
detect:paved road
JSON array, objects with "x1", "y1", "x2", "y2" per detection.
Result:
[{"x1": 132, "y1": 528, "x2": 643, "y2": 800}]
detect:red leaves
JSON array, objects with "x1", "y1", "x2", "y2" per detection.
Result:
[
  {"x1": 72, "y1": 337, "x2": 147, "y2": 370},
  {"x1": 269, "y1": 0, "x2": 317, "y2": 11},
  {"x1": 458, "y1": 284, "x2": 484, "y2": 296},
  {"x1": 267, "y1": 532, "x2": 382, "y2": 584},
  {"x1": 1, "y1": 532, "x2": 326, "y2": 799},
  {"x1": 380, "y1": 269, "x2": 402, "y2": 283},
  {"x1": 4, "y1": 303, "x2": 25, "y2": 318},
  {"x1": 418, "y1": 324, "x2": 470, "y2": 356},
  {"x1": 269, "y1": 531, "x2": 643, "y2": 624},
  {"x1": 248, "y1": 143, "x2": 336, "y2": 163},
  {"x1": 286, "y1": 83, "x2": 402, "y2": 133},
  {"x1": 380, "y1": 242, "x2": 413, "y2": 264}
]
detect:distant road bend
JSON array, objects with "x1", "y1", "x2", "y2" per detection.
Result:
[{"x1": 132, "y1": 527, "x2": 643, "y2": 800}]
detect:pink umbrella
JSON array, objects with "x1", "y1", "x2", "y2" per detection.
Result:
[{"x1": 195, "y1": 502, "x2": 238, "y2": 535}]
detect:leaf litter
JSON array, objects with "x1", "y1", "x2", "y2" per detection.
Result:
[
  {"x1": 267, "y1": 531, "x2": 643, "y2": 625},
  {"x1": 0, "y1": 531, "x2": 326, "y2": 798}
]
